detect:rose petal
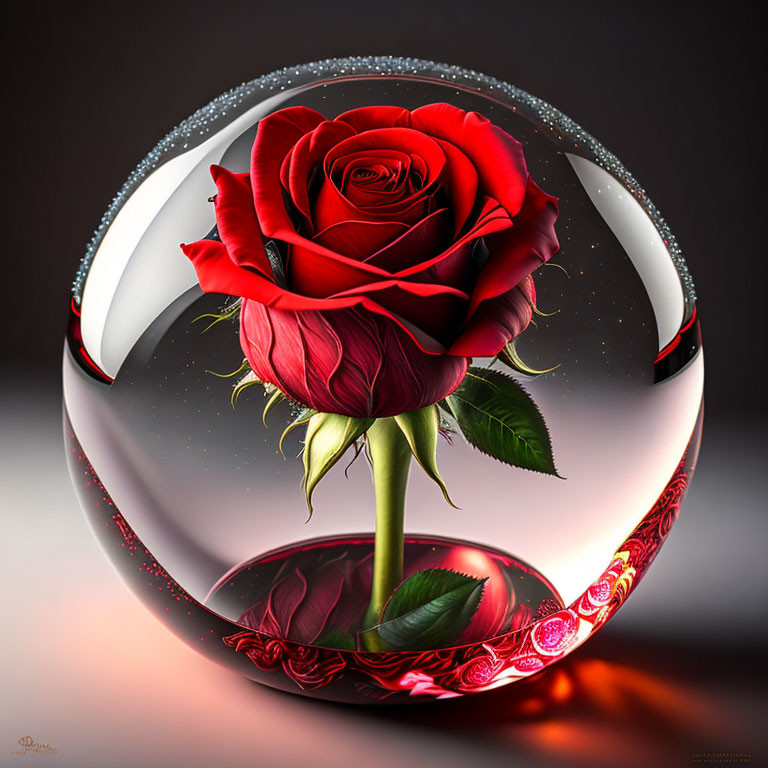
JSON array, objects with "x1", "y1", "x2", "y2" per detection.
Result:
[
  {"x1": 401, "y1": 239, "x2": 476, "y2": 294},
  {"x1": 287, "y1": 238, "x2": 395, "y2": 297},
  {"x1": 241, "y1": 300, "x2": 469, "y2": 418},
  {"x1": 363, "y1": 208, "x2": 451, "y2": 272},
  {"x1": 279, "y1": 198, "x2": 511, "y2": 298},
  {"x1": 314, "y1": 177, "x2": 431, "y2": 231},
  {"x1": 251, "y1": 106, "x2": 326, "y2": 237},
  {"x1": 208, "y1": 165, "x2": 273, "y2": 278},
  {"x1": 433, "y1": 138, "x2": 478, "y2": 236},
  {"x1": 449, "y1": 276, "x2": 534, "y2": 356},
  {"x1": 289, "y1": 564, "x2": 347, "y2": 644},
  {"x1": 181, "y1": 239, "x2": 282, "y2": 301},
  {"x1": 411, "y1": 103, "x2": 528, "y2": 218},
  {"x1": 335, "y1": 150, "x2": 414, "y2": 208},
  {"x1": 257, "y1": 568, "x2": 307, "y2": 639},
  {"x1": 182, "y1": 237, "x2": 458, "y2": 356},
  {"x1": 313, "y1": 218, "x2": 410, "y2": 261},
  {"x1": 314, "y1": 127, "x2": 446, "y2": 229},
  {"x1": 394, "y1": 196, "x2": 512, "y2": 283},
  {"x1": 280, "y1": 119, "x2": 356, "y2": 221},
  {"x1": 467, "y1": 178, "x2": 559, "y2": 318},
  {"x1": 335, "y1": 105, "x2": 411, "y2": 132},
  {"x1": 333, "y1": 148, "x2": 411, "y2": 189},
  {"x1": 322, "y1": 126, "x2": 445, "y2": 201},
  {"x1": 329, "y1": 279, "x2": 470, "y2": 347}
]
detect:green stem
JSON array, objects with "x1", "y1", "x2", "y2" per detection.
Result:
[{"x1": 362, "y1": 417, "x2": 412, "y2": 651}]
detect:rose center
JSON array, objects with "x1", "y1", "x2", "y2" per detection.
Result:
[{"x1": 331, "y1": 150, "x2": 427, "y2": 208}]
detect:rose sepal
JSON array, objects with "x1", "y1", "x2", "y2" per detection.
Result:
[
  {"x1": 261, "y1": 387, "x2": 287, "y2": 425},
  {"x1": 497, "y1": 339, "x2": 560, "y2": 378},
  {"x1": 302, "y1": 413, "x2": 375, "y2": 516},
  {"x1": 393, "y1": 405, "x2": 457, "y2": 508},
  {"x1": 279, "y1": 407, "x2": 317, "y2": 457}
]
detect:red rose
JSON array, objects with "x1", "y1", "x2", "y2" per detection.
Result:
[
  {"x1": 182, "y1": 103, "x2": 559, "y2": 417},
  {"x1": 448, "y1": 646, "x2": 505, "y2": 692},
  {"x1": 530, "y1": 609, "x2": 580, "y2": 656}
]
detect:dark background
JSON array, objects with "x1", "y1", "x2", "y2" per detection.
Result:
[
  {"x1": 2, "y1": 1, "x2": 765, "y2": 417},
  {"x1": 2, "y1": 3, "x2": 765, "y2": 767}
]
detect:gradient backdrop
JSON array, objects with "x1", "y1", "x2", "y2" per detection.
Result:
[{"x1": 2, "y1": 3, "x2": 766, "y2": 767}]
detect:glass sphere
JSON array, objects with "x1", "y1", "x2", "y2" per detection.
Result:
[{"x1": 64, "y1": 57, "x2": 703, "y2": 704}]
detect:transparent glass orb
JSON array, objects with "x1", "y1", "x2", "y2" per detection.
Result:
[{"x1": 64, "y1": 57, "x2": 703, "y2": 704}]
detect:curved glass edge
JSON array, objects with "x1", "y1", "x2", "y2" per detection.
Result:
[
  {"x1": 63, "y1": 403, "x2": 702, "y2": 704},
  {"x1": 72, "y1": 56, "x2": 695, "y2": 307}
]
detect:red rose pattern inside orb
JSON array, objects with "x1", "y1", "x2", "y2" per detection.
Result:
[
  {"x1": 182, "y1": 103, "x2": 559, "y2": 417},
  {"x1": 236, "y1": 541, "x2": 520, "y2": 649},
  {"x1": 530, "y1": 609, "x2": 580, "y2": 656}
]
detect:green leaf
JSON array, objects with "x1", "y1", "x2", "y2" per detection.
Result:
[
  {"x1": 443, "y1": 367, "x2": 559, "y2": 476},
  {"x1": 313, "y1": 629, "x2": 357, "y2": 651},
  {"x1": 375, "y1": 569, "x2": 486, "y2": 651},
  {"x1": 393, "y1": 406, "x2": 457, "y2": 508},
  {"x1": 302, "y1": 413, "x2": 374, "y2": 516}
]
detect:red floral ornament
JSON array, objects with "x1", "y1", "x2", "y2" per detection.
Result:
[
  {"x1": 182, "y1": 103, "x2": 559, "y2": 417},
  {"x1": 222, "y1": 632, "x2": 347, "y2": 691},
  {"x1": 216, "y1": 456, "x2": 688, "y2": 699},
  {"x1": 530, "y1": 609, "x2": 580, "y2": 656},
  {"x1": 445, "y1": 645, "x2": 506, "y2": 692}
]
